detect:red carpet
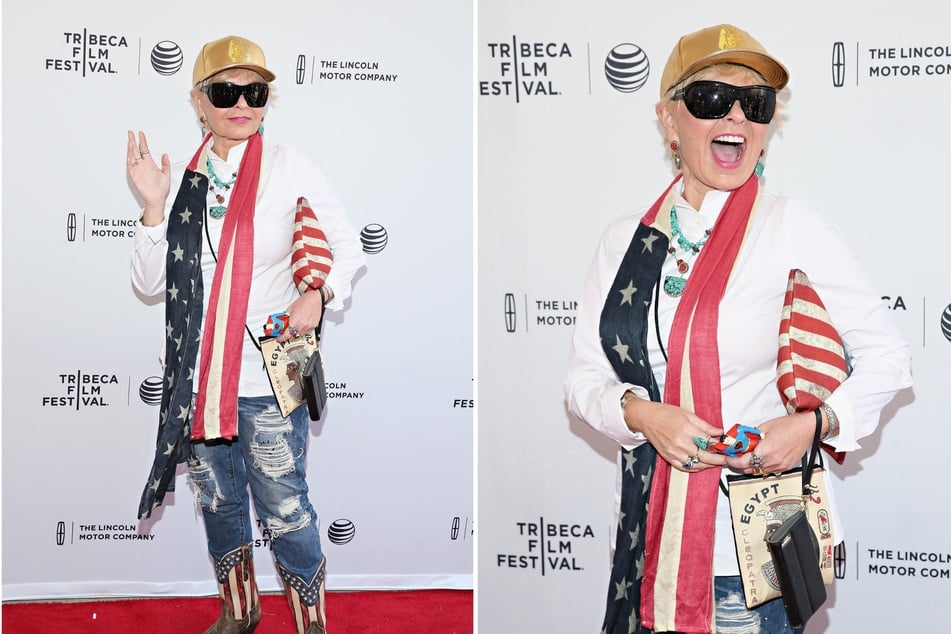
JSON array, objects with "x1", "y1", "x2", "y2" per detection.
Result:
[{"x1": 2, "y1": 590, "x2": 473, "y2": 633}]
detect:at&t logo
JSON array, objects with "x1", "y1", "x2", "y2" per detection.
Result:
[
  {"x1": 150, "y1": 41, "x2": 183, "y2": 76},
  {"x1": 604, "y1": 43, "x2": 650, "y2": 93}
]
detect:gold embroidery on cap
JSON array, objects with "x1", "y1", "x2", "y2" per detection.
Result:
[
  {"x1": 228, "y1": 38, "x2": 246, "y2": 62},
  {"x1": 719, "y1": 26, "x2": 742, "y2": 50}
]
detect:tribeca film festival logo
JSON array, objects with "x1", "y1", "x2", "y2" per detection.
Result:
[
  {"x1": 497, "y1": 517, "x2": 594, "y2": 575},
  {"x1": 45, "y1": 30, "x2": 129, "y2": 75},
  {"x1": 480, "y1": 39, "x2": 649, "y2": 100},
  {"x1": 504, "y1": 292, "x2": 576, "y2": 333},
  {"x1": 480, "y1": 38, "x2": 572, "y2": 102},
  {"x1": 832, "y1": 40, "x2": 951, "y2": 86},
  {"x1": 56, "y1": 521, "x2": 155, "y2": 546},
  {"x1": 294, "y1": 55, "x2": 398, "y2": 85},
  {"x1": 44, "y1": 31, "x2": 182, "y2": 78},
  {"x1": 42, "y1": 371, "x2": 120, "y2": 410}
]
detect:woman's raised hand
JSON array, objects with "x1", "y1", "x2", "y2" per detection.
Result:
[{"x1": 127, "y1": 130, "x2": 171, "y2": 225}]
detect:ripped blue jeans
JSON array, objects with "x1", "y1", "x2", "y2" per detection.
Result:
[
  {"x1": 187, "y1": 395, "x2": 323, "y2": 582},
  {"x1": 714, "y1": 576, "x2": 804, "y2": 634}
]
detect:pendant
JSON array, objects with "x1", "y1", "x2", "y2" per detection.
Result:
[
  {"x1": 209, "y1": 205, "x2": 227, "y2": 219},
  {"x1": 663, "y1": 275, "x2": 686, "y2": 298}
]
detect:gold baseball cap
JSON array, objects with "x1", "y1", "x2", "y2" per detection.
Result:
[
  {"x1": 659, "y1": 24, "x2": 788, "y2": 96},
  {"x1": 192, "y1": 35, "x2": 276, "y2": 86}
]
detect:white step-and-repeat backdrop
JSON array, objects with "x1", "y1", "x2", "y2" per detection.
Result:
[
  {"x1": 478, "y1": 1, "x2": 949, "y2": 632},
  {"x1": 2, "y1": 0, "x2": 473, "y2": 599}
]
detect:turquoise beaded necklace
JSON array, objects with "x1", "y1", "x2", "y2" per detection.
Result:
[
  {"x1": 206, "y1": 155, "x2": 238, "y2": 219},
  {"x1": 663, "y1": 205, "x2": 712, "y2": 298}
]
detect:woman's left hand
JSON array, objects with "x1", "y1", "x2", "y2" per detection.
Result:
[
  {"x1": 723, "y1": 410, "x2": 817, "y2": 475},
  {"x1": 276, "y1": 290, "x2": 324, "y2": 343}
]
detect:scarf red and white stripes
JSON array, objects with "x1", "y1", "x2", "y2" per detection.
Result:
[
  {"x1": 639, "y1": 175, "x2": 760, "y2": 633},
  {"x1": 191, "y1": 132, "x2": 262, "y2": 440}
]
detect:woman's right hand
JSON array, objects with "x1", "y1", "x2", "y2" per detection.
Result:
[
  {"x1": 127, "y1": 130, "x2": 171, "y2": 226},
  {"x1": 624, "y1": 398, "x2": 726, "y2": 472}
]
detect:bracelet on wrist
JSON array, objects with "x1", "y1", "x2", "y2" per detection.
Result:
[
  {"x1": 620, "y1": 389, "x2": 637, "y2": 410},
  {"x1": 820, "y1": 402, "x2": 839, "y2": 441}
]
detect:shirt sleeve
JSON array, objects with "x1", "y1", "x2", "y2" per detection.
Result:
[
  {"x1": 564, "y1": 216, "x2": 648, "y2": 449},
  {"x1": 131, "y1": 216, "x2": 171, "y2": 298}
]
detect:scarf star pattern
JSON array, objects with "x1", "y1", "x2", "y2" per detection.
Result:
[
  {"x1": 138, "y1": 133, "x2": 262, "y2": 519},
  {"x1": 137, "y1": 164, "x2": 208, "y2": 520},
  {"x1": 598, "y1": 174, "x2": 760, "y2": 633}
]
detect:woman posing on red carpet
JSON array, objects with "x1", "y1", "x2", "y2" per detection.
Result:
[{"x1": 127, "y1": 35, "x2": 365, "y2": 634}]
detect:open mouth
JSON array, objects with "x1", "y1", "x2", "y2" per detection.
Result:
[{"x1": 711, "y1": 134, "x2": 745, "y2": 166}]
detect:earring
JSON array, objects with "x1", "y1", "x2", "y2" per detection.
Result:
[
  {"x1": 258, "y1": 123, "x2": 265, "y2": 135},
  {"x1": 754, "y1": 148, "x2": 764, "y2": 178},
  {"x1": 199, "y1": 115, "x2": 208, "y2": 137},
  {"x1": 670, "y1": 140, "x2": 681, "y2": 170}
]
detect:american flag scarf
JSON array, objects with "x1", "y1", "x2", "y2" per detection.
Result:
[
  {"x1": 598, "y1": 174, "x2": 759, "y2": 633},
  {"x1": 137, "y1": 133, "x2": 261, "y2": 519},
  {"x1": 191, "y1": 133, "x2": 262, "y2": 441}
]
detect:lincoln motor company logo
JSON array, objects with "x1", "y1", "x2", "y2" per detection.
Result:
[
  {"x1": 56, "y1": 521, "x2": 156, "y2": 545},
  {"x1": 503, "y1": 292, "x2": 576, "y2": 333},
  {"x1": 66, "y1": 212, "x2": 137, "y2": 242},
  {"x1": 294, "y1": 54, "x2": 399, "y2": 85},
  {"x1": 832, "y1": 40, "x2": 951, "y2": 87},
  {"x1": 450, "y1": 516, "x2": 473, "y2": 541}
]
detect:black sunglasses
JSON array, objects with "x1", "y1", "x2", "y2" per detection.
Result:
[
  {"x1": 201, "y1": 82, "x2": 269, "y2": 108},
  {"x1": 672, "y1": 81, "x2": 776, "y2": 124}
]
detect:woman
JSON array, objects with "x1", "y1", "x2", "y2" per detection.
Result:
[
  {"x1": 564, "y1": 24, "x2": 911, "y2": 633},
  {"x1": 127, "y1": 35, "x2": 365, "y2": 634}
]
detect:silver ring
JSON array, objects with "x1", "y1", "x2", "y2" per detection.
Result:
[
  {"x1": 682, "y1": 457, "x2": 694, "y2": 470},
  {"x1": 140, "y1": 149, "x2": 150, "y2": 156}
]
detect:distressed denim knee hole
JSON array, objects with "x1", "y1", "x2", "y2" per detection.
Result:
[
  {"x1": 266, "y1": 495, "x2": 313, "y2": 539},
  {"x1": 716, "y1": 590, "x2": 762, "y2": 633},
  {"x1": 187, "y1": 459, "x2": 224, "y2": 513},
  {"x1": 249, "y1": 406, "x2": 297, "y2": 480}
]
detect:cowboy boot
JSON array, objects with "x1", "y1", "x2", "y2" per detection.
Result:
[
  {"x1": 205, "y1": 544, "x2": 262, "y2": 634},
  {"x1": 278, "y1": 557, "x2": 327, "y2": 634}
]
